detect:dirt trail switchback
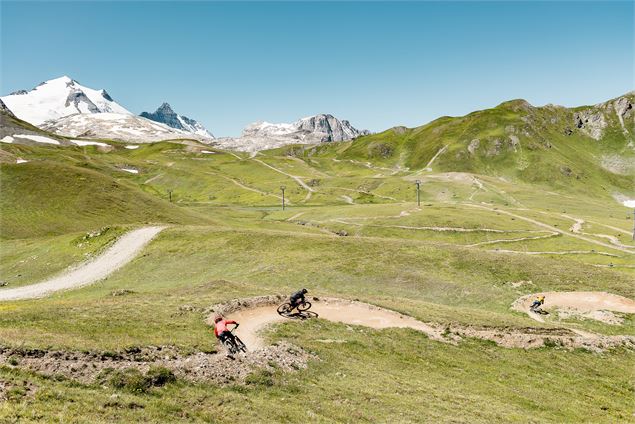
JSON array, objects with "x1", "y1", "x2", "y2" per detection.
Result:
[
  {"x1": 0, "y1": 226, "x2": 165, "y2": 301},
  {"x1": 225, "y1": 298, "x2": 443, "y2": 349},
  {"x1": 513, "y1": 291, "x2": 635, "y2": 324}
]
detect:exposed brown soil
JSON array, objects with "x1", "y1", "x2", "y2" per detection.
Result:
[
  {"x1": 0, "y1": 378, "x2": 37, "y2": 401},
  {"x1": 512, "y1": 291, "x2": 635, "y2": 325},
  {"x1": 0, "y1": 342, "x2": 313, "y2": 386},
  {"x1": 209, "y1": 295, "x2": 635, "y2": 353},
  {"x1": 4, "y1": 293, "x2": 634, "y2": 387}
]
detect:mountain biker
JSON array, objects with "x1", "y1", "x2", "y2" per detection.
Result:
[
  {"x1": 289, "y1": 288, "x2": 308, "y2": 309},
  {"x1": 214, "y1": 315, "x2": 239, "y2": 346},
  {"x1": 530, "y1": 295, "x2": 545, "y2": 311}
]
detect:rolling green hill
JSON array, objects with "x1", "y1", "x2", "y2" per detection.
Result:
[
  {"x1": 0, "y1": 95, "x2": 634, "y2": 423},
  {"x1": 0, "y1": 160, "x2": 209, "y2": 239},
  {"x1": 301, "y1": 93, "x2": 635, "y2": 197}
]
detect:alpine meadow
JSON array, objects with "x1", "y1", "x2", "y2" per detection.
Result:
[{"x1": 1, "y1": 1, "x2": 634, "y2": 423}]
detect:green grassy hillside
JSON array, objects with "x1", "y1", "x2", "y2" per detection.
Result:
[
  {"x1": 302, "y1": 93, "x2": 635, "y2": 198},
  {"x1": 0, "y1": 94, "x2": 633, "y2": 423},
  {"x1": 0, "y1": 160, "x2": 208, "y2": 239}
]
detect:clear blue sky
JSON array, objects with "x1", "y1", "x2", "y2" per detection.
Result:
[{"x1": 1, "y1": 1, "x2": 633, "y2": 136}]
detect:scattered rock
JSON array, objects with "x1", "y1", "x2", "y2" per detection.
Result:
[
  {"x1": 507, "y1": 280, "x2": 534, "y2": 288},
  {"x1": 0, "y1": 379, "x2": 37, "y2": 401},
  {"x1": 0, "y1": 342, "x2": 314, "y2": 387},
  {"x1": 467, "y1": 139, "x2": 480, "y2": 155},
  {"x1": 111, "y1": 289, "x2": 136, "y2": 297},
  {"x1": 335, "y1": 230, "x2": 348, "y2": 237},
  {"x1": 178, "y1": 304, "x2": 203, "y2": 313}
]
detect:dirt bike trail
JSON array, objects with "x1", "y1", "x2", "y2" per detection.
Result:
[
  {"x1": 0, "y1": 226, "x2": 165, "y2": 301},
  {"x1": 227, "y1": 298, "x2": 443, "y2": 349},
  {"x1": 513, "y1": 291, "x2": 635, "y2": 323}
]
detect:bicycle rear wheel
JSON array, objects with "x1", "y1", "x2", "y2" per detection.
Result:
[{"x1": 277, "y1": 302, "x2": 293, "y2": 315}]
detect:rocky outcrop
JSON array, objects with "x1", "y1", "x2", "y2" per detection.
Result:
[
  {"x1": 0, "y1": 99, "x2": 16, "y2": 118},
  {"x1": 467, "y1": 139, "x2": 480, "y2": 155},
  {"x1": 295, "y1": 114, "x2": 369, "y2": 142},
  {"x1": 573, "y1": 94, "x2": 634, "y2": 140},
  {"x1": 65, "y1": 90, "x2": 100, "y2": 113},
  {"x1": 574, "y1": 110, "x2": 607, "y2": 140},
  {"x1": 140, "y1": 103, "x2": 214, "y2": 139},
  {"x1": 613, "y1": 96, "x2": 633, "y2": 134},
  {"x1": 214, "y1": 114, "x2": 369, "y2": 152}
]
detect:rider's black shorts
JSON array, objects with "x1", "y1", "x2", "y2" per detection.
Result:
[{"x1": 218, "y1": 331, "x2": 232, "y2": 343}]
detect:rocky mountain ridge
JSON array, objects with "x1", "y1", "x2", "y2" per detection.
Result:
[
  {"x1": 141, "y1": 103, "x2": 214, "y2": 139},
  {"x1": 215, "y1": 113, "x2": 369, "y2": 152}
]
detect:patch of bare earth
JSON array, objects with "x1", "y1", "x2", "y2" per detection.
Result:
[
  {"x1": 0, "y1": 342, "x2": 313, "y2": 386},
  {"x1": 4, "y1": 293, "x2": 634, "y2": 385},
  {"x1": 210, "y1": 295, "x2": 635, "y2": 353},
  {"x1": 0, "y1": 378, "x2": 37, "y2": 401},
  {"x1": 512, "y1": 291, "x2": 635, "y2": 325}
]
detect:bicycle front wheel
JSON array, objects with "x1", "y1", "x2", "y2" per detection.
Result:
[{"x1": 297, "y1": 301, "x2": 312, "y2": 312}]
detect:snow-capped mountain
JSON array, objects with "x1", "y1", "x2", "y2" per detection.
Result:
[
  {"x1": 40, "y1": 113, "x2": 209, "y2": 143},
  {"x1": 1, "y1": 76, "x2": 131, "y2": 125},
  {"x1": 214, "y1": 114, "x2": 369, "y2": 152},
  {"x1": 140, "y1": 103, "x2": 214, "y2": 139}
]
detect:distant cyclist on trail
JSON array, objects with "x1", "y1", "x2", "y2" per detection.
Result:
[
  {"x1": 530, "y1": 295, "x2": 545, "y2": 312},
  {"x1": 289, "y1": 288, "x2": 308, "y2": 309}
]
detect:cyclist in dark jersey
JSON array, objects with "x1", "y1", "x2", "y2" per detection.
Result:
[{"x1": 289, "y1": 288, "x2": 308, "y2": 308}]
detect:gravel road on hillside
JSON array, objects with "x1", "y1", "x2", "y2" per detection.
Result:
[{"x1": 0, "y1": 226, "x2": 165, "y2": 301}]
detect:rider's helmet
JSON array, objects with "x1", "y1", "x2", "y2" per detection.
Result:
[
  {"x1": 214, "y1": 315, "x2": 223, "y2": 323},
  {"x1": 302, "y1": 288, "x2": 308, "y2": 294}
]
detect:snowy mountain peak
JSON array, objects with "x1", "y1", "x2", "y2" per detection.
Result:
[
  {"x1": 140, "y1": 103, "x2": 214, "y2": 139},
  {"x1": 0, "y1": 76, "x2": 131, "y2": 125}
]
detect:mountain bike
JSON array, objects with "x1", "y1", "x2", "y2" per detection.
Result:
[
  {"x1": 221, "y1": 327, "x2": 247, "y2": 355},
  {"x1": 529, "y1": 304, "x2": 548, "y2": 315},
  {"x1": 277, "y1": 299, "x2": 312, "y2": 316}
]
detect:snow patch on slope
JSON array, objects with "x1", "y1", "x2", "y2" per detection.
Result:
[
  {"x1": 40, "y1": 113, "x2": 207, "y2": 143},
  {"x1": 14, "y1": 134, "x2": 60, "y2": 145}
]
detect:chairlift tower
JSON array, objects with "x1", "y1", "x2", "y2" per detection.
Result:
[{"x1": 280, "y1": 185, "x2": 286, "y2": 211}]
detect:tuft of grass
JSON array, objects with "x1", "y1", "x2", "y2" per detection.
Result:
[{"x1": 97, "y1": 366, "x2": 176, "y2": 394}]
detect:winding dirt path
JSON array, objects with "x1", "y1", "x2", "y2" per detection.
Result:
[
  {"x1": 512, "y1": 291, "x2": 635, "y2": 324},
  {"x1": 225, "y1": 298, "x2": 443, "y2": 349},
  {"x1": 466, "y1": 204, "x2": 635, "y2": 254},
  {"x1": 0, "y1": 226, "x2": 165, "y2": 301},
  {"x1": 423, "y1": 145, "x2": 448, "y2": 171},
  {"x1": 210, "y1": 295, "x2": 635, "y2": 353},
  {"x1": 562, "y1": 214, "x2": 634, "y2": 249},
  {"x1": 205, "y1": 171, "x2": 288, "y2": 203},
  {"x1": 253, "y1": 158, "x2": 315, "y2": 193}
]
